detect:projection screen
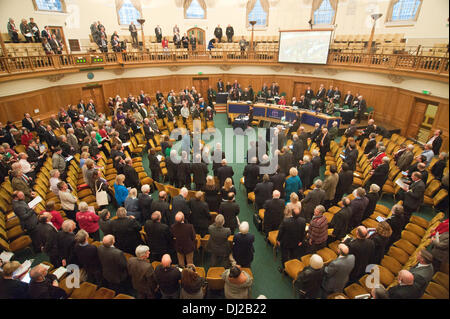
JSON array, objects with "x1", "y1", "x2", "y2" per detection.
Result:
[{"x1": 278, "y1": 30, "x2": 332, "y2": 64}]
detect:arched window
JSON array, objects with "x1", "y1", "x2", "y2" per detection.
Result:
[
  {"x1": 312, "y1": 0, "x2": 337, "y2": 25},
  {"x1": 185, "y1": 0, "x2": 206, "y2": 19},
  {"x1": 247, "y1": 0, "x2": 269, "y2": 28},
  {"x1": 117, "y1": 0, "x2": 142, "y2": 25},
  {"x1": 388, "y1": 0, "x2": 422, "y2": 21},
  {"x1": 32, "y1": 0, "x2": 65, "y2": 12}
]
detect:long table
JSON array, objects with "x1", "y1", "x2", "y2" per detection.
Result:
[{"x1": 227, "y1": 102, "x2": 342, "y2": 129}]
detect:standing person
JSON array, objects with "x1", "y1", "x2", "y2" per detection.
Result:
[
  {"x1": 7, "y1": 18, "x2": 19, "y2": 43},
  {"x1": 144, "y1": 211, "x2": 174, "y2": 262},
  {"x1": 221, "y1": 266, "x2": 253, "y2": 299},
  {"x1": 171, "y1": 212, "x2": 196, "y2": 267},
  {"x1": 254, "y1": 174, "x2": 274, "y2": 211},
  {"x1": 262, "y1": 190, "x2": 285, "y2": 237},
  {"x1": 129, "y1": 21, "x2": 138, "y2": 47},
  {"x1": 322, "y1": 165, "x2": 339, "y2": 210},
  {"x1": 321, "y1": 244, "x2": 355, "y2": 297},
  {"x1": 12, "y1": 192, "x2": 40, "y2": 253},
  {"x1": 232, "y1": 222, "x2": 255, "y2": 268},
  {"x1": 294, "y1": 254, "x2": 324, "y2": 299},
  {"x1": 28, "y1": 18, "x2": 40, "y2": 42},
  {"x1": 218, "y1": 192, "x2": 240, "y2": 234},
  {"x1": 344, "y1": 226, "x2": 375, "y2": 282},
  {"x1": 180, "y1": 265, "x2": 207, "y2": 299},
  {"x1": 127, "y1": 245, "x2": 158, "y2": 299},
  {"x1": 190, "y1": 33, "x2": 197, "y2": 51},
  {"x1": 182, "y1": 33, "x2": 189, "y2": 49},
  {"x1": 207, "y1": 214, "x2": 231, "y2": 267},
  {"x1": 226, "y1": 24, "x2": 234, "y2": 42},
  {"x1": 396, "y1": 171, "x2": 426, "y2": 222},
  {"x1": 20, "y1": 19, "x2": 33, "y2": 43},
  {"x1": 277, "y1": 207, "x2": 306, "y2": 272},
  {"x1": 155, "y1": 25, "x2": 162, "y2": 43},
  {"x1": 110, "y1": 207, "x2": 142, "y2": 255},
  {"x1": 307, "y1": 205, "x2": 329, "y2": 254},
  {"x1": 153, "y1": 254, "x2": 181, "y2": 299},
  {"x1": 285, "y1": 167, "x2": 303, "y2": 203},
  {"x1": 204, "y1": 175, "x2": 220, "y2": 212},
  {"x1": 214, "y1": 25, "x2": 223, "y2": 42},
  {"x1": 97, "y1": 235, "x2": 129, "y2": 293},
  {"x1": 189, "y1": 191, "x2": 210, "y2": 237},
  {"x1": 76, "y1": 202, "x2": 100, "y2": 241}
]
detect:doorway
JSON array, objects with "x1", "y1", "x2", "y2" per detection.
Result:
[
  {"x1": 417, "y1": 104, "x2": 438, "y2": 143},
  {"x1": 82, "y1": 86, "x2": 106, "y2": 114},
  {"x1": 187, "y1": 27, "x2": 205, "y2": 51},
  {"x1": 48, "y1": 26, "x2": 68, "y2": 54},
  {"x1": 292, "y1": 82, "x2": 312, "y2": 100},
  {"x1": 192, "y1": 77, "x2": 209, "y2": 100}
]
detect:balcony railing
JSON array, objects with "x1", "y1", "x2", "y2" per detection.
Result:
[{"x1": 0, "y1": 50, "x2": 448, "y2": 79}]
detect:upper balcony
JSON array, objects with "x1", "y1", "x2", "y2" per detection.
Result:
[{"x1": 0, "y1": 47, "x2": 448, "y2": 83}]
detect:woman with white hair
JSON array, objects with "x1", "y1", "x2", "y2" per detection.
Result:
[
  {"x1": 124, "y1": 188, "x2": 142, "y2": 224},
  {"x1": 285, "y1": 192, "x2": 302, "y2": 216},
  {"x1": 76, "y1": 201, "x2": 100, "y2": 241},
  {"x1": 232, "y1": 221, "x2": 255, "y2": 268},
  {"x1": 49, "y1": 169, "x2": 61, "y2": 195},
  {"x1": 285, "y1": 167, "x2": 303, "y2": 203},
  {"x1": 206, "y1": 214, "x2": 231, "y2": 267},
  {"x1": 294, "y1": 254, "x2": 324, "y2": 299}
]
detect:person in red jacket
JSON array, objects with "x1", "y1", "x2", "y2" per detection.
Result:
[
  {"x1": 307, "y1": 205, "x2": 329, "y2": 254},
  {"x1": 278, "y1": 96, "x2": 287, "y2": 106},
  {"x1": 371, "y1": 145, "x2": 386, "y2": 170},
  {"x1": 40, "y1": 201, "x2": 64, "y2": 230},
  {"x1": 21, "y1": 128, "x2": 34, "y2": 147},
  {"x1": 76, "y1": 201, "x2": 100, "y2": 241},
  {"x1": 162, "y1": 37, "x2": 169, "y2": 51}
]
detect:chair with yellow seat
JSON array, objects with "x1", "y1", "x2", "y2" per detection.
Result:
[
  {"x1": 316, "y1": 247, "x2": 338, "y2": 265},
  {"x1": 432, "y1": 272, "x2": 449, "y2": 291},
  {"x1": 387, "y1": 246, "x2": 410, "y2": 265},
  {"x1": 206, "y1": 267, "x2": 226, "y2": 291},
  {"x1": 283, "y1": 259, "x2": 305, "y2": 295},
  {"x1": 70, "y1": 282, "x2": 98, "y2": 299},
  {"x1": 267, "y1": 230, "x2": 279, "y2": 260},
  {"x1": 401, "y1": 230, "x2": 421, "y2": 246},
  {"x1": 344, "y1": 283, "x2": 369, "y2": 299},
  {"x1": 405, "y1": 223, "x2": 426, "y2": 238},
  {"x1": 91, "y1": 287, "x2": 116, "y2": 299},
  {"x1": 381, "y1": 255, "x2": 402, "y2": 276},
  {"x1": 425, "y1": 282, "x2": 449, "y2": 299},
  {"x1": 409, "y1": 215, "x2": 429, "y2": 229},
  {"x1": 377, "y1": 265, "x2": 396, "y2": 287},
  {"x1": 114, "y1": 293, "x2": 135, "y2": 299}
]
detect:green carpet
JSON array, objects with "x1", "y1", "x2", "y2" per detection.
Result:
[{"x1": 14, "y1": 113, "x2": 440, "y2": 299}]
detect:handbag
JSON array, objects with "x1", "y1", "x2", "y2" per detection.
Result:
[{"x1": 95, "y1": 181, "x2": 109, "y2": 206}]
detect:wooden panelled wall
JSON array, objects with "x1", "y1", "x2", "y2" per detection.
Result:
[{"x1": 0, "y1": 74, "x2": 448, "y2": 151}]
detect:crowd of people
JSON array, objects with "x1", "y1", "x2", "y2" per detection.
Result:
[{"x1": 0, "y1": 80, "x2": 448, "y2": 299}]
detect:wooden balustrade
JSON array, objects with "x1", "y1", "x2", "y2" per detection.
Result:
[{"x1": 0, "y1": 50, "x2": 447, "y2": 80}]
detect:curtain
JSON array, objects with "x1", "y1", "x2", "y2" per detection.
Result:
[
  {"x1": 129, "y1": 0, "x2": 142, "y2": 15},
  {"x1": 385, "y1": 0, "x2": 400, "y2": 22},
  {"x1": 310, "y1": 0, "x2": 324, "y2": 24},
  {"x1": 246, "y1": 0, "x2": 269, "y2": 27},
  {"x1": 184, "y1": 0, "x2": 193, "y2": 17},
  {"x1": 198, "y1": 0, "x2": 207, "y2": 18},
  {"x1": 115, "y1": 0, "x2": 126, "y2": 11},
  {"x1": 328, "y1": 0, "x2": 338, "y2": 24}
]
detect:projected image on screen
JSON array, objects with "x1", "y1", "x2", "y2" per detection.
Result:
[{"x1": 278, "y1": 30, "x2": 332, "y2": 64}]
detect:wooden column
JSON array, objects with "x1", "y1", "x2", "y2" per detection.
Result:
[
  {"x1": 0, "y1": 32, "x2": 8, "y2": 57},
  {"x1": 367, "y1": 21, "x2": 376, "y2": 54}
]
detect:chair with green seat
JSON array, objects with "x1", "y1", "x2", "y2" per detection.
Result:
[
  {"x1": 333, "y1": 111, "x2": 341, "y2": 117},
  {"x1": 342, "y1": 105, "x2": 349, "y2": 110},
  {"x1": 365, "y1": 106, "x2": 375, "y2": 120}
]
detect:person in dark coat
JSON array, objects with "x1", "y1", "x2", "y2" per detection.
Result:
[
  {"x1": 218, "y1": 192, "x2": 240, "y2": 234},
  {"x1": 28, "y1": 264, "x2": 67, "y2": 299},
  {"x1": 0, "y1": 261, "x2": 30, "y2": 299},
  {"x1": 73, "y1": 229, "x2": 102, "y2": 284},
  {"x1": 317, "y1": 128, "x2": 331, "y2": 165},
  {"x1": 298, "y1": 155, "x2": 313, "y2": 190},
  {"x1": 262, "y1": 190, "x2": 285, "y2": 237},
  {"x1": 385, "y1": 204, "x2": 406, "y2": 249},
  {"x1": 138, "y1": 184, "x2": 153, "y2": 222},
  {"x1": 110, "y1": 207, "x2": 143, "y2": 255},
  {"x1": 144, "y1": 211, "x2": 174, "y2": 262},
  {"x1": 329, "y1": 197, "x2": 352, "y2": 240},
  {"x1": 333, "y1": 163, "x2": 354, "y2": 205},
  {"x1": 211, "y1": 144, "x2": 225, "y2": 176},
  {"x1": 428, "y1": 129, "x2": 443, "y2": 156},
  {"x1": 171, "y1": 212, "x2": 196, "y2": 267},
  {"x1": 431, "y1": 152, "x2": 448, "y2": 180},
  {"x1": 56, "y1": 219, "x2": 77, "y2": 267},
  {"x1": 123, "y1": 158, "x2": 141, "y2": 190},
  {"x1": 254, "y1": 174, "x2": 274, "y2": 210},
  {"x1": 243, "y1": 157, "x2": 260, "y2": 194},
  {"x1": 148, "y1": 149, "x2": 161, "y2": 183},
  {"x1": 177, "y1": 153, "x2": 192, "y2": 189},
  {"x1": 206, "y1": 214, "x2": 231, "y2": 267},
  {"x1": 166, "y1": 150, "x2": 178, "y2": 185},
  {"x1": 388, "y1": 270, "x2": 426, "y2": 299},
  {"x1": 294, "y1": 254, "x2": 324, "y2": 299},
  {"x1": 151, "y1": 191, "x2": 171, "y2": 226},
  {"x1": 301, "y1": 180, "x2": 326, "y2": 222},
  {"x1": 171, "y1": 188, "x2": 191, "y2": 225},
  {"x1": 12, "y1": 191, "x2": 39, "y2": 252},
  {"x1": 277, "y1": 206, "x2": 306, "y2": 271},
  {"x1": 397, "y1": 172, "x2": 426, "y2": 221},
  {"x1": 270, "y1": 167, "x2": 286, "y2": 199},
  {"x1": 217, "y1": 159, "x2": 234, "y2": 187},
  {"x1": 291, "y1": 134, "x2": 305, "y2": 165},
  {"x1": 311, "y1": 151, "x2": 321, "y2": 182},
  {"x1": 343, "y1": 141, "x2": 358, "y2": 172},
  {"x1": 35, "y1": 213, "x2": 59, "y2": 266},
  {"x1": 232, "y1": 222, "x2": 255, "y2": 268},
  {"x1": 189, "y1": 191, "x2": 210, "y2": 237},
  {"x1": 344, "y1": 226, "x2": 375, "y2": 282},
  {"x1": 367, "y1": 157, "x2": 390, "y2": 191},
  {"x1": 203, "y1": 176, "x2": 220, "y2": 212},
  {"x1": 97, "y1": 234, "x2": 129, "y2": 293},
  {"x1": 127, "y1": 245, "x2": 158, "y2": 299},
  {"x1": 368, "y1": 221, "x2": 393, "y2": 265},
  {"x1": 348, "y1": 188, "x2": 369, "y2": 230},
  {"x1": 363, "y1": 184, "x2": 380, "y2": 221},
  {"x1": 191, "y1": 154, "x2": 208, "y2": 191}
]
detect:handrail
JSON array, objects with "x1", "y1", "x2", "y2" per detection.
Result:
[{"x1": 0, "y1": 50, "x2": 448, "y2": 79}]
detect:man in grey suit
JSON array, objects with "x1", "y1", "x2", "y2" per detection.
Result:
[
  {"x1": 97, "y1": 234, "x2": 129, "y2": 293},
  {"x1": 397, "y1": 144, "x2": 414, "y2": 171},
  {"x1": 321, "y1": 243, "x2": 355, "y2": 297},
  {"x1": 51, "y1": 147, "x2": 66, "y2": 176},
  {"x1": 66, "y1": 128, "x2": 80, "y2": 154},
  {"x1": 409, "y1": 249, "x2": 434, "y2": 295},
  {"x1": 301, "y1": 179, "x2": 326, "y2": 222}
]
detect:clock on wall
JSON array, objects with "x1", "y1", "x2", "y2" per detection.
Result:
[{"x1": 87, "y1": 72, "x2": 94, "y2": 80}]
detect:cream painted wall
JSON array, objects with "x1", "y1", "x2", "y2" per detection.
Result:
[
  {"x1": 1, "y1": 0, "x2": 448, "y2": 48},
  {"x1": 0, "y1": 64, "x2": 448, "y2": 99}
]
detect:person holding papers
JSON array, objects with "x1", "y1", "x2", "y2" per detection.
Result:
[
  {"x1": 367, "y1": 221, "x2": 393, "y2": 265},
  {"x1": 0, "y1": 261, "x2": 30, "y2": 299},
  {"x1": 396, "y1": 171, "x2": 426, "y2": 222}
]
